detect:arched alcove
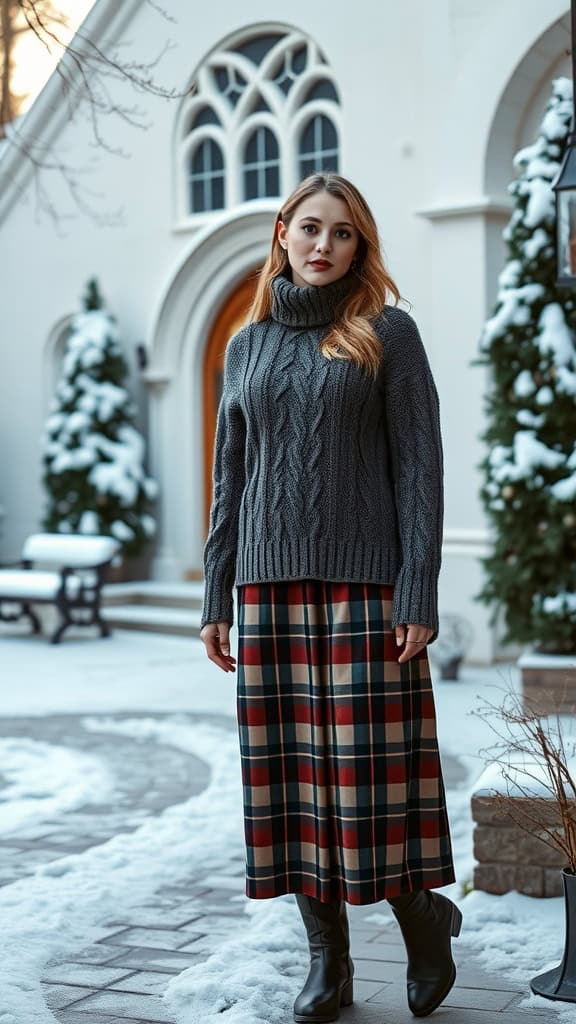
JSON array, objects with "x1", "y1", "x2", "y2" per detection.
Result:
[
  {"x1": 42, "y1": 315, "x2": 73, "y2": 416},
  {"x1": 484, "y1": 12, "x2": 570, "y2": 196}
]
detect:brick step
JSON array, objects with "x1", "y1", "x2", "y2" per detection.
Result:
[
  {"x1": 101, "y1": 602, "x2": 202, "y2": 636},
  {"x1": 101, "y1": 581, "x2": 203, "y2": 609}
]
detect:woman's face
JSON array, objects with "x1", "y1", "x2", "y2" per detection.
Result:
[{"x1": 277, "y1": 191, "x2": 359, "y2": 288}]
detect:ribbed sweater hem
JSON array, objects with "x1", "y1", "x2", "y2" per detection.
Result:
[{"x1": 235, "y1": 536, "x2": 401, "y2": 585}]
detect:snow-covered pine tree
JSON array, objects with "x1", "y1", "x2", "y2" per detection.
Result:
[
  {"x1": 474, "y1": 77, "x2": 576, "y2": 655},
  {"x1": 41, "y1": 278, "x2": 158, "y2": 557}
]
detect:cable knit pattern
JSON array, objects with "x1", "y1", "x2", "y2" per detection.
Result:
[{"x1": 200, "y1": 271, "x2": 444, "y2": 643}]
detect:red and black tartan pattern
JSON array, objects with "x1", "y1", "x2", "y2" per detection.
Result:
[{"x1": 236, "y1": 578, "x2": 456, "y2": 905}]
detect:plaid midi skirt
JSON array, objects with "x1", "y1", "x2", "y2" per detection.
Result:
[{"x1": 236, "y1": 578, "x2": 456, "y2": 906}]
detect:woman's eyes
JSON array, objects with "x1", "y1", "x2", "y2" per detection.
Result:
[{"x1": 302, "y1": 224, "x2": 352, "y2": 238}]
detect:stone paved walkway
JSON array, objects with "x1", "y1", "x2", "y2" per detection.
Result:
[{"x1": 0, "y1": 712, "x2": 557, "y2": 1023}]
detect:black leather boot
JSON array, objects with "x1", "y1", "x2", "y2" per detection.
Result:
[
  {"x1": 293, "y1": 893, "x2": 354, "y2": 1023},
  {"x1": 388, "y1": 889, "x2": 462, "y2": 1017}
]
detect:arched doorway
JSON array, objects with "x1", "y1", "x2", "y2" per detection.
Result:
[
  {"x1": 201, "y1": 272, "x2": 259, "y2": 538},
  {"x1": 144, "y1": 202, "x2": 277, "y2": 583}
]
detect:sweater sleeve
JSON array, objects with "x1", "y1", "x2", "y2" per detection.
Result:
[
  {"x1": 378, "y1": 310, "x2": 444, "y2": 645},
  {"x1": 200, "y1": 331, "x2": 247, "y2": 630}
]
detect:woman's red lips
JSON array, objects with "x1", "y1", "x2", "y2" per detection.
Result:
[{"x1": 309, "y1": 260, "x2": 332, "y2": 268}]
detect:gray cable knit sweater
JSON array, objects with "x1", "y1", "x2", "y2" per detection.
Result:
[{"x1": 200, "y1": 269, "x2": 444, "y2": 643}]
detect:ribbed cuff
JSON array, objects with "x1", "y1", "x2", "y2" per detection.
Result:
[
  {"x1": 200, "y1": 567, "x2": 235, "y2": 630},
  {"x1": 391, "y1": 562, "x2": 440, "y2": 645}
]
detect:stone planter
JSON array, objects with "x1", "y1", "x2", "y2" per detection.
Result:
[
  {"x1": 106, "y1": 550, "x2": 153, "y2": 584},
  {"x1": 439, "y1": 656, "x2": 463, "y2": 680},
  {"x1": 518, "y1": 650, "x2": 576, "y2": 715},
  {"x1": 471, "y1": 790, "x2": 568, "y2": 898}
]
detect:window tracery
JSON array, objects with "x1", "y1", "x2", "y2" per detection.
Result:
[{"x1": 176, "y1": 29, "x2": 341, "y2": 220}]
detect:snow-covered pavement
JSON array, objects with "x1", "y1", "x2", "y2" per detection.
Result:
[{"x1": 0, "y1": 625, "x2": 570, "y2": 1022}]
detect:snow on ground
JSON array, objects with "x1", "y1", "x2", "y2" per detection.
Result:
[
  {"x1": 0, "y1": 716, "x2": 247, "y2": 1024},
  {"x1": 0, "y1": 737, "x2": 116, "y2": 835},
  {"x1": 0, "y1": 627, "x2": 569, "y2": 1022},
  {"x1": 0, "y1": 624, "x2": 238, "y2": 717},
  {"x1": 164, "y1": 895, "x2": 310, "y2": 1024}
]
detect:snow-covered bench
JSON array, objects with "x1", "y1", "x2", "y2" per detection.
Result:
[{"x1": 0, "y1": 533, "x2": 121, "y2": 644}]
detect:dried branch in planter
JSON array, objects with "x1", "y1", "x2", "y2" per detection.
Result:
[
  {"x1": 0, "y1": 0, "x2": 196, "y2": 224},
  {"x1": 472, "y1": 685, "x2": 576, "y2": 873}
]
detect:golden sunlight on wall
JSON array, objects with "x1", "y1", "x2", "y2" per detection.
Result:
[{"x1": 12, "y1": 1, "x2": 96, "y2": 114}]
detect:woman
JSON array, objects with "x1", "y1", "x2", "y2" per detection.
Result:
[{"x1": 200, "y1": 173, "x2": 460, "y2": 1023}]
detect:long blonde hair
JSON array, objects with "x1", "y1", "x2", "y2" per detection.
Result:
[{"x1": 246, "y1": 173, "x2": 404, "y2": 379}]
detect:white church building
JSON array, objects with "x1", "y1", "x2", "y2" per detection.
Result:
[{"x1": 0, "y1": 0, "x2": 569, "y2": 662}]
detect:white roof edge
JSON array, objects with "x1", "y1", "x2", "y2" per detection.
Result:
[{"x1": 0, "y1": 0, "x2": 142, "y2": 227}]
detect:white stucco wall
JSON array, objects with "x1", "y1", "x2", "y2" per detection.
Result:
[{"x1": 0, "y1": 0, "x2": 569, "y2": 661}]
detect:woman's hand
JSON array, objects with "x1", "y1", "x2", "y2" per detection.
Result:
[
  {"x1": 200, "y1": 621, "x2": 237, "y2": 673},
  {"x1": 395, "y1": 623, "x2": 433, "y2": 663}
]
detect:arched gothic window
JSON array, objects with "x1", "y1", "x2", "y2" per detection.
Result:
[{"x1": 175, "y1": 29, "x2": 342, "y2": 221}]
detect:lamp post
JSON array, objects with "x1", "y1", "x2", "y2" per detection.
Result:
[{"x1": 553, "y1": 0, "x2": 576, "y2": 286}]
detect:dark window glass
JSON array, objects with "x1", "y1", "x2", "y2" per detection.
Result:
[
  {"x1": 251, "y1": 94, "x2": 271, "y2": 113},
  {"x1": 300, "y1": 79, "x2": 339, "y2": 104},
  {"x1": 263, "y1": 128, "x2": 277, "y2": 159},
  {"x1": 245, "y1": 132, "x2": 259, "y2": 164},
  {"x1": 192, "y1": 178, "x2": 205, "y2": 211},
  {"x1": 276, "y1": 73, "x2": 292, "y2": 96},
  {"x1": 321, "y1": 117, "x2": 337, "y2": 149},
  {"x1": 242, "y1": 127, "x2": 280, "y2": 200},
  {"x1": 213, "y1": 66, "x2": 247, "y2": 107},
  {"x1": 212, "y1": 175, "x2": 225, "y2": 209},
  {"x1": 214, "y1": 67, "x2": 228, "y2": 93},
  {"x1": 190, "y1": 106, "x2": 221, "y2": 130},
  {"x1": 292, "y1": 46, "x2": 307, "y2": 74},
  {"x1": 233, "y1": 34, "x2": 285, "y2": 65},
  {"x1": 298, "y1": 115, "x2": 339, "y2": 179},
  {"x1": 265, "y1": 165, "x2": 279, "y2": 195},
  {"x1": 191, "y1": 145, "x2": 205, "y2": 174},
  {"x1": 301, "y1": 118, "x2": 315, "y2": 154},
  {"x1": 244, "y1": 168, "x2": 258, "y2": 200}
]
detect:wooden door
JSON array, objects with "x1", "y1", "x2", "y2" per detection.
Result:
[{"x1": 201, "y1": 272, "x2": 259, "y2": 539}]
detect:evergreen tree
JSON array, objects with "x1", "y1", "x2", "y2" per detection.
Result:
[
  {"x1": 474, "y1": 77, "x2": 576, "y2": 655},
  {"x1": 41, "y1": 278, "x2": 158, "y2": 557}
]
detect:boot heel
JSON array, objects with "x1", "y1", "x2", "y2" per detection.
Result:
[
  {"x1": 340, "y1": 979, "x2": 354, "y2": 1006},
  {"x1": 450, "y1": 904, "x2": 463, "y2": 938}
]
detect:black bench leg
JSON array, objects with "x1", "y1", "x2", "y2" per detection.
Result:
[
  {"x1": 22, "y1": 603, "x2": 42, "y2": 635},
  {"x1": 50, "y1": 620, "x2": 70, "y2": 644},
  {"x1": 94, "y1": 606, "x2": 110, "y2": 638},
  {"x1": 50, "y1": 602, "x2": 111, "y2": 643},
  {"x1": 51, "y1": 601, "x2": 73, "y2": 644}
]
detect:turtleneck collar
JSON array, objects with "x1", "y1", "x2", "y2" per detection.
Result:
[{"x1": 270, "y1": 270, "x2": 357, "y2": 327}]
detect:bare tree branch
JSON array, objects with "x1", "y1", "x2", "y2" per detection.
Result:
[
  {"x1": 473, "y1": 685, "x2": 576, "y2": 872},
  {"x1": 0, "y1": 0, "x2": 196, "y2": 225}
]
